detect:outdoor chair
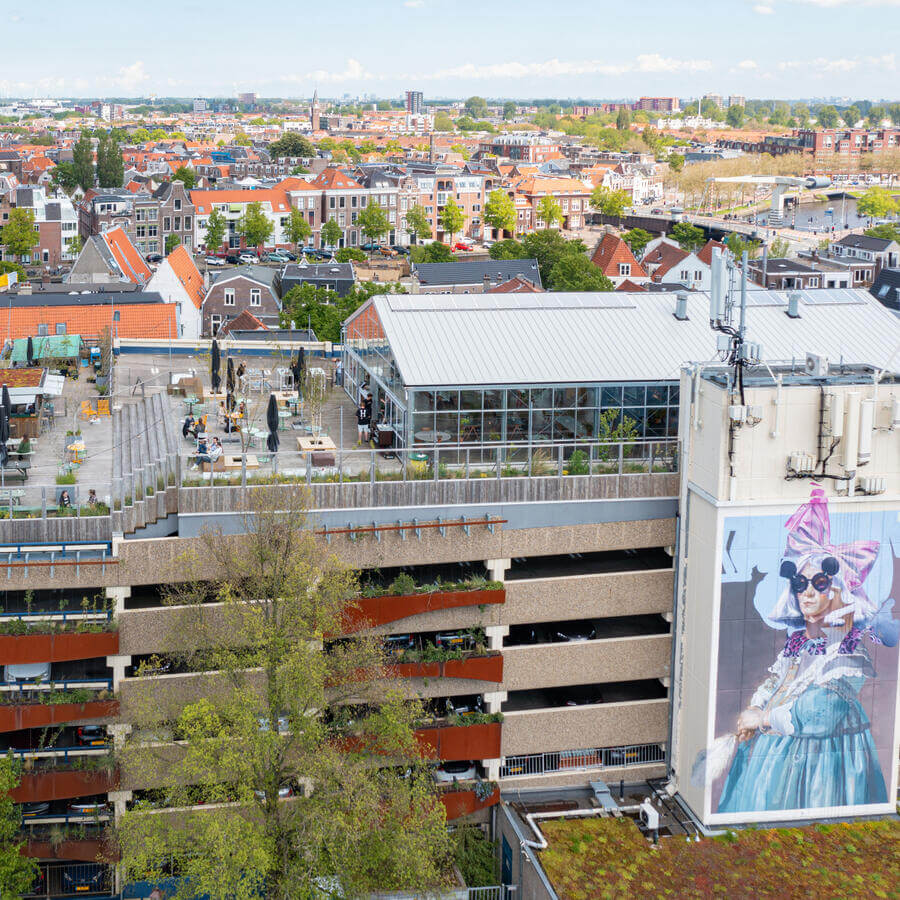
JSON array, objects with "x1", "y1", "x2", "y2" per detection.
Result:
[
  {"x1": 79, "y1": 400, "x2": 96, "y2": 419},
  {"x1": 97, "y1": 399, "x2": 111, "y2": 416}
]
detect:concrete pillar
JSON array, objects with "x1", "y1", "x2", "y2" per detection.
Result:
[
  {"x1": 105, "y1": 586, "x2": 130, "y2": 616},
  {"x1": 484, "y1": 624, "x2": 508, "y2": 651},
  {"x1": 108, "y1": 723, "x2": 132, "y2": 750},
  {"x1": 106, "y1": 654, "x2": 132, "y2": 691},
  {"x1": 108, "y1": 789, "x2": 133, "y2": 821},
  {"x1": 484, "y1": 759, "x2": 501, "y2": 781},
  {"x1": 484, "y1": 558, "x2": 510, "y2": 583},
  {"x1": 483, "y1": 690, "x2": 507, "y2": 714}
]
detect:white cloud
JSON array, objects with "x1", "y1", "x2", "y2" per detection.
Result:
[
  {"x1": 793, "y1": 0, "x2": 899, "y2": 6},
  {"x1": 302, "y1": 59, "x2": 374, "y2": 83},
  {"x1": 753, "y1": 4, "x2": 774, "y2": 12},
  {"x1": 404, "y1": 0, "x2": 425, "y2": 6},
  {"x1": 737, "y1": 59, "x2": 759, "y2": 69},
  {"x1": 110, "y1": 61, "x2": 150, "y2": 92}
]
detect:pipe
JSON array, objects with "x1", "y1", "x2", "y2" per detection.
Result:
[
  {"x1": 771, "y1": 373, "x2": 783, "y2": 438},
  {"x1": 522, "y1": 805, "x2": 643, "y2": 850}
]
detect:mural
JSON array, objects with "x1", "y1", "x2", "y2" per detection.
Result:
[{"x1": 703, "y1": 487, "x2": 899, "y2": 818}]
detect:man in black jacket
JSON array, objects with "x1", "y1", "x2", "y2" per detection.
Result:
[{"x1": 356, "y1": 402, "x2": 371, "y2": 445}]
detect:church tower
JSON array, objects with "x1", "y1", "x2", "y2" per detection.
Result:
[{"x1": 310, "y1": 89, "x2": 320, "y2": 132}]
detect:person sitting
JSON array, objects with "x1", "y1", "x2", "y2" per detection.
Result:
[
  {"x1": 59, "y1": 490, "x2": 72, "y2": 508},
  {"x1": 87, "y1": 489, "x2": 98, "y2": 508},
  {"x1": 238, "y1": 400, "x2": 246, "y2": 418},
  {"x1": 182, "y1": 415, "x2": 195, "y2": 438}
]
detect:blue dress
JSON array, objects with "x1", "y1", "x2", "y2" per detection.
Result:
[{"x1": 718, "y1": 630, "x2": 887, "y2": 814}]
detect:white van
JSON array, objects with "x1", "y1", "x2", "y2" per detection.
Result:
[{"x1": 3, "y1": 662, "x2": 51, "y2": 684}]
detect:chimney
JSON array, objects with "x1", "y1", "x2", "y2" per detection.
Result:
[
  {"x1": 483, "y1": 274, "x2": 492, "y2": 292},
  {"x1": 674, "y1": 290, "x2": 688, "y2": 320},
  {"x1": 786, "y1": 291, "x2": 801, "y2": 318},
  {"x1": 429, "y1": 134, "x2": 435, "y2": 164}
]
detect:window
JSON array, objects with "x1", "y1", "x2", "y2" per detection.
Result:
[
  {"x1": 296, "y1": 198, "x2": 305, "y2": 210},
  {"x1": 618, "y1": 263, "x2": 631, "y2": 277},
  {"x1": 351, "y1": 196, "x2": 357, "y2": 208},
  {"x1": 148, "y1": 225, "x2": 158, "y2": 237},
  {"x1": 808, "y1": 277, "x2": 819, "y2": 288},
  {"x1": 680, "y1": 269, "x2": 689, "y2": 281},
  {"x1": 694, "y1": 270, "x2": 702, "y2": 281},
  {"x1": 184, "y1": 216, "x2": 192, "y2": 230},
  {"x1": 149, "y1": 208, "x2": 158, "y2": 221},
  {"x1": 210, "y1": 314, "x2": 223, "y2": 334},
  {"x1": 174, "y1": 198, "x2": 182, "y2": 211},
  {"x1": 250, "y1": 289, "x2": 261, "y2": 306},
  {"x1": 56, "y1": 323, "x2": 66, "y2": 335},
  {"x1": 163, "y1": 217, "x2": 171, "y2": 231},
  {"x1": 223, "y1": 288, "x2": 235, "y2": 306},
  {"x1": 37, "y1": 324, "x2": 49, "y2": 336},
  {"x1": 174, "y1": 217, "x2": 181, "y2": 231},
  {"x1": 339, "y1": 213, "x2": 346, "y2": 226},
  {"x1": 339, "y1": 196, "x2": 346, "y2": 208},
  {"x1": 329, "y1": 197, "x2": 336, "y2": 209}
]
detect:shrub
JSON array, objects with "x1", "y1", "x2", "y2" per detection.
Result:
[
  {"x1": 388, "y1": 572, "x2": 417, "y2": 596},
  {"x1": 454, "y1": 826, "x2": 500, "y2": 887}
]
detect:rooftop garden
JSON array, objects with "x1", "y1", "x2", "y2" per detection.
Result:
[
  {"x1": 360, "y1": 573, "x2": 502, "y2": 598},
  {"x1": 539, "y1": 816, "x2": 900, "y2": 900}
]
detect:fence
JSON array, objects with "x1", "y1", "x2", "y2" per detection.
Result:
[
  {"x1": 500, "y1": 743, "x2": 666, "y2": 778},
  {"x1": 23, "y1": 860, "x2": 113, "y2": 898}
]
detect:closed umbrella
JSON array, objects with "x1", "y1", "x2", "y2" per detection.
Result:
[
  {"x1": 1, "y1": 385, "x2": 10, "y2": 419},
  {"x1": 211, "y1": 340, "x2": 221, "y2": 392},
  {"x1": 292, "y1": 349, "x2": 305, "y2": 398},
  {"x1": 227, "y1": 357, "x2": 235, "y2": 394},
  {"x1": 266, "y1": 393, "x2": 280, "y2": 453},
  {"x1": 26, "y1": 336, "x2": 34, "y2": 367},
  {"x1": 226, "y1": 389, "x2": 236, "y2": 413},
  {"x1": 0, "y1": 408, "x2": 9, "y2": 469}
]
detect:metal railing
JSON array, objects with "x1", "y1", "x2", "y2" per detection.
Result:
[
  {"x1": 23, "y1": 860, "x2": 113, "y2": 899},
  {"x1": 500, "y1": 743, "x2": 666, "y2": 778},
  {"x1": 0, "y1": 677, "x2": 113, "y2": 696}
]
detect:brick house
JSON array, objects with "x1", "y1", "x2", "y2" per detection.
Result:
[
  {"x1": 152, "y1": 181, "x2": 195, "y2": 253},
  {"x1": 590, "y1": 233, "x2": 649, "y2": 287},
  {"x1": 201, "y1": 267, "x2": 281, "y2": 336},
  {"x1": 0, "y1": 187, "x2": 79, "y2": 270},
  {"x1": 508, "y1": 175, "x2": 591, "y2": 235}
]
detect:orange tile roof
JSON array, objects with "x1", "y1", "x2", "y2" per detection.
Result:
[
  {"x1": 590, "y1": 233, "x2": 648, "y2": 278},
  {"x1": 487, "y1": 275, "x2": 544, "y2": 294},
  {"x1": 189, "y1": 189, "x2": 290, "y2": 214},
  {"x1": 276, "y1": 177, "x2": 321, "y2": 192},
  {"x1": 165, "y1": 245, "x2": 205, "y2": 310},
  {"x1": 615, "y1": 278, "x2": 647, "y2": 292},
  {"x1": 1, "y1": 303, "x2": 177, "y2": 343},
  {"x1": 103, "y1": 227, "x2": 152, "y2": 284},
  {"x1": 312, "y1": 168, "x2": 362, "y2": 191},
  {"x1": 696, "y1": 239, "x2": 727, "y2": 266},
  {"x1": 511, "y1": 175, "x2": 590, "y2": 196},
  {"x1": 644, "y1": 242, "x2": 689, "y2": 279},
  {"x1": 220, "y1": 310, "x2": 267, "y2": 334}
]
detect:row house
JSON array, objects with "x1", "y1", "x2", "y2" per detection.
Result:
[
  {"x1": 477, "y1": 134, "x2": 561, "y2": 163},
  {"x1": 191, "y1": 188, "x2": 292, "y2": 252},
  {"x1": 507, "y1": 175, "x2": 591, "y2": 235},
  {"x1": 826, "y1": 233, "x2": 900, "y2": 285},
  {"x1": 601, "y1": 163, "x2": 664, "y2": 204},
  {"x1": 795, "y1": 127, "x2": 900, "y2": 167},
  {"x1": 314, "y1": 168, "x2": 394, "y2": 249},
  {"x1": 0, "y1": 186, "x2": 79, "y2": 269}
]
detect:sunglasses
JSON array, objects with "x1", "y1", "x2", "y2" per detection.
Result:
[{"x1": 789, "y1": 571, "x2": 832, "y2": 595}]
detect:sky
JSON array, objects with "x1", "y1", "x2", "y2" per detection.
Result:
[{"x1": 2, "y1": 0, "x2": 899, "y2": 101}]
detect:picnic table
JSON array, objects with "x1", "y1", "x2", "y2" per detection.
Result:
[
  {"x1": 296, "y1": 435, "x2": 336, "y2": 453},
  {"x1": 0, "y1": 488, "x2": 25, "y2": 506},
  {"x1": 224, "y1": 454, "x2": 259, "y2": 470}
]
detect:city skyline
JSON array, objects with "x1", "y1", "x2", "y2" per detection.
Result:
[{"x1": 2, "y1": 0, "x2": 899, "y2": 100}]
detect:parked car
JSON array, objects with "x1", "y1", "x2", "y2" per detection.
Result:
[
  {"x1": 21, "y1": 801, "x2": 50, "y2": 819},
  {"x1": 225, "y1": 254, "x2": 241, "y2": 265},
  {"x1": 434, "y1": 631, "x2": 474, "y2": 651},
  {"x1": 360, "y1": 242, "x2": 381, "y2": 252},
  {"x1": 62, "y1": 863, "x2": 107, "y2": 893},
  {"x1": 76, "y1": 725, "x2": 107, "y2": 747},
  {"x1": 311, "y1": 248, "x2": 333, "y2": 260},
  {"x1": 555, "y1": 624, "x2": 596, "y2": 643},
  {"x1": 67, "y1": 801, "x2": 110, "y2": 818},
  {"x1": 383, "y1": 634, "x2": 416, "y2": 657},
  {"x1": 378, "y1": 246, "x2": 398, "y2": 257},
  {"x1": 453, "y1": 243, "x2": 472, "y2": 252},
  {"x1": 238, "y1": 252, "x2": 258, "y2": 264},
  {"x1": 432, "y1": 760, "x2": 477, "y2": 783},
  {"x1": 257, "y1": 716, "x2": 290, "y2": 735},
  {"x1": 205, "y1": 256, "x2": 226, "y2": 266},
  {"x1": 145, "y1": 253, "x2": 163, "y2": 264},
  {"x1": 275, "y1": 250, "x2": 297, "y2": 261},
  {"x1": 4, "y1": 662, "x2": 51, "y2": 685},
  {"x1": 253, "y1": 783, "x2": 295, "y2": 803},
  {"x1": 390, "y1": 245, "x2": 409, "y2": 256},
  {"x1": 262, "y1": 253, "x2": 286, "y2": 262},
  {"x1": 446, "y1": 695, "x2": 484, "y2": 718}
]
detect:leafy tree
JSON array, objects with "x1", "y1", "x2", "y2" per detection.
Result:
[
  {"x1": 483, "y1": 189, "x2": 517, "y2": 236},
  {"x1": 96, "y1": 131, "x2": 124, "y2": 188},
  {"x1": 237, "y1": 201, "x2": 274, "y2": 250},
  {"x1": 521, "y1": 229, "x2": 587, "y2": 284},
  {"x1": 0, "y1": 754, "x2": 37, "y2": 897},
  {"x1": 0, "y1": 208, "x2": 39, "y2": 262},
  {"x1": 150, "y1": 128, "x2": 168, "y2": 141},
  {"x1": 433, "y1": 112, "x2": 455, "y2": 132},
  {"x1": 503, "y1": 101, "x2": 517, "y2": 120},
  {"x1": 334, "y1": 247, "x2": 367, "y2": 263},
  {"x1": 768, "y1": 236, "x2": 791, "y2": 258},
  {"x1": 667, "y1": 153, "x2": 684, "y2": 173},
  {"x1": 670, "y1": 222, "x2": 705, "y2": 252},
  {"x1": 51, "y1": 161, "x2": 80, "y2": 194},
  {"x1": 867, "y1": 105, "x2": 886, "y2": 127},
  {"x1": 857, "y1": 186, "x2": 899, "y2": 219},
  {"x1": 66, "y1": 234, "x2": 83, "y2": 257},
  {"x1": 284, "y1": 208, "x2": 312, "y2": 252},
  {"x1": 725, "y1": 233, "x2": 761, "y2": 259},
  {"x1": 816, "y1": 105, "x2": 840, "y2": 128},
  {"x1": 133, "y1": 127, "x2": 151, "y2": 142},
  {"x1": 409, "y1": 242, "x2": 454, "y2": 263},
  {"x1": 357, "y1": 201, "x2": 391, "y2": 245},
  {"x1": 548, "y1": 254, "x2": 614, "y2": 291},
  {"x1": 404, "y1": 204, "x2": 431, "y2": 243},
  {"x1": 536, "y1": 195, "x2": 563, "y2": 228},
  {"x1": 164, "y1": 233, "x2": 181, "y2": 255},
  {"x1": 72, "y1": 131, "x2": 95, "y2": 191},
  {"x1": 321, "y1": 218, "x2": 343, "y2": 249},
  {"x1": 616, "y1": 108, "x2": 631, "y2": 131},
  {"x1": 204, "y1": 209, "x2": 227, "y2": 254},
  {"x1": 0, "y1": 260, "x2": 27, "y2": 282},
  {"x1": 117, "y1": 489, "x2": 449, "y2": 900},
  {"x1": 282, "y1": 281, "x2": 401, "y2": 341},
  {"x1": 233, "y1": 133, "x2": 252, "y2": 147},
  {"x1": 268, "y1": 133, "x2": 315, "y2": 159},
  {"x1": 489, "y1": 238, "x2": 528, "y2": 260},
  {"x1": 726, "y1": 105, "x2": 744, "y2": 128},
  {"x1": 171, "y1": 165, "x2": 196, "y2": 189},
  {"x1": 590, "y1": 186, "x2": 630, "y2": 220},
  {"x1": 290, "y1": 165, "x2": 309, "y2": 175},
  {"x1": 622, "y1": 228, "x2": 652, "y2": 258},
  {"x1": 864, "y1": 222, "x2": 900, "y2": 242},
  {"x1": 439, "y1": 198, "x2": 465, "y2": 244},
  {"x1": 843, "y1": 105, "x2": 861, "y2": 127},
  {"x1": 450, "y1": 143, "x2": 471, "y2": 160},
  {"x1": 792, "y1": 103, "x2": 810, "y2": 126},
  {"x1": 464, "y1": 96, "x2": 488, "y2": 119}
]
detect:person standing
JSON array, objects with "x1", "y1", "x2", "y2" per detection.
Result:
[{"x1": 356, "y1": 402, "x2": 371, "y2": 445}]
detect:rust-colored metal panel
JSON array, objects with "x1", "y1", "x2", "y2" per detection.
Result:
[
  {"x1": 11, "y1": 769, "x2": 118, "y2": 803},
  {"x1": 0, "y1": 700, "x2": 119, "y2": 733},
  {"x1": 343, "y1": 589, "x2": 505, "y2": 632},
  {"x1": 440, "y1": 786, "x2": 500, "y2": 820},
  {"x1": 0, "y1": 631, "x2": 119, "y2": 664}
]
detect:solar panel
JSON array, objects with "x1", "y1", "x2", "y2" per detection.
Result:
[
  {"x1": 746, "y1": 290, "x2": 787, "y2": 307},
  {"x1": 800, "y1": 289, "x2": 867, "y2": 306}
]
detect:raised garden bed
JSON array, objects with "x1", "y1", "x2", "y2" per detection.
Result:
[
  {"x1": 440, "y1": 784, "x2": 501, "y2": 820},
  {"x1": 0, "y1": 629, "x2": 119, "y2": 664},
  {"x1": 0, "y1": 699, "x2": 119, "y2": 732},
  {"x1": 415, "y1": 720, "x2": 502, "y2": 762},
  {"x1": 343, "y1": 586, "x2": 504, "y2": 632},
  {"x1": 389, "y1": 653, "x2": 503, "y2": 683}
]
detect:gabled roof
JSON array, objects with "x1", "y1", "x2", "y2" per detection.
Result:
[
  {"x1": 510, "y1": 174, "x2": 590, "y2": 196},
  {"x1": 101, "y1": 226, "x2": 152, "y2": 284},
  {"x1": 870, "y1": 267, "x2": 900, "y2": 313},
  {"x1": 643, "y1": 242, "x2": 689, "y2": 279},
  {"x1": 696, "y1": 239, "x2": 727, "y2": 265},
  {"x1": 189, "y1": 189, "x2": 290, "y2": 214},
  {"x1": 413, "y1": 258, "x2": 543, "y2": 288},
  {"x1": 219, "y1": 310, "x2": 268, "y2": 334},
  {"x1": 590, "y1": 233, "x2": 647, "y2": 278},
  {"x1": 616, "y1": 278, "x2": 647, "y2": 292},
  {"x1": 276, "y1": 177, "x2": 321, "y2": 192},
  {"x1": 834, "y1": 233, "x2": 898, "y2": 251},
  {"x1": 312, "y1": 168, "x2": 362, "y2": 191},
  {"x1": 165, "y1": 245, "x2": 205, "y2": 309},
  {"x1": 487, "y1": 275, "x2": 544, "y2": 294}
]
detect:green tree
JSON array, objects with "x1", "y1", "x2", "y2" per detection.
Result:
[
  {"x1": 792, "y1": 103, "x2": 810, "y2": 126},
  {"x1": 204, "y1": 209, "x2": 227, "y2": 254},
  {"x1": 590, "y1": 186, "x2": 630, "y2": 221},
  {"x1": 726, "y1": 105, "x2": 744, "y2": 128},
  {"x1": 171, "y1": 165, "x2": 196, "y2": 189},
  {"x1": 96, "y1": 131, "x2": 124, "y2": 188},
  {"x1": 282, "y1": 281, "x2": 401, "y2": 341},
  {"x1": 404, "y1": 204, "x2": 431, "y2": 243},
  {"x1": 548, "y1": 254, "x2": 614, "y2": 291},
  {"x1": 0, "y1": 754, "x2": 37, "y2": 897},
  {"x1": 489, "y1": 238, "x2": 528, "y2": 260},
  {"x1": 321, "y1": 218, "x2": 343, "y2": 250},
  {"x1": 725, "y1": 233, "x2": 761, "y2": 259},
  {"x1": 268, "y1": 133, "x2": 315, "y2": 158},
  {"x1": 150, "y1": 128, "x2": 168, "y2": 141},
  {"x1": 768, "y1": 236, "x2": 791, "y2": 258},
  {"x1": 334, "y1": 247, "x2": 367, "y2": 263},
  {"x1": 439, "y1": 197, "x2": 465, "y2": 244},
  {"x1": 450, "y1": 143, "x2": 471, "y2": 160},
  {"x1": 667, "y1": 153, "x2": 684, "y2": 173},
  {"x1": 409, "y1": 242, "x2": 454, "y2": 263},
  {"x1": 464, "y1": 96, "x2": 488, "y2": 119},
  {"x1": 503, "y1": 101, "x2": 517, "y2": 120},
  {"x1": 622, "y1": 228, "x2": 652, "y2": 258},
  {"x1": 857, "y1": 187, "x2": 899, "y2": 219},
  {"x1": 483, "y1": 189, "x2": 517, "y2": 236},
  {"x1": 864, "y1": 222, "x2": 900, "y2": 242},
  {"x1": 521, "y1": 229, "x2": 587, "y2": 284},
  {"x1": 536, "y1": 195, "x2": 563, "y2": 228},
  {"x1": 670, "y1": 222, "x2": 705, "y2": 252},
  {"x1": 867, "y1": 105, "x2": 886, "y2": 127},
  {"x1": 66, "y1": 234, "x2": 83, "y2": 257},
  {"x1": 233, "y1": 133, "x2": 252, "y2": 147},
  {"x1": 357, "y1": 201, "x2": 391, "y2": 246},
  {"x1": 237, "y1": 202, "x2": 274, "y2": 250},
  {"x1": 133, "y1": 127, "x2": 151, "y2": 142},
  {"x1": 51, "y1": 161, "x2": 80, "y2": 194},
  {"x1": 285, "y1": 208, "x2": 312, "y2": 251},
  {"x1": 72, "y1": 130, "x2": 95, "y2": 191},
  {"x1": 165, "y1": 233, "x2": 181, "y2": 255},
  {"x1": 816, "y1": 105, "x2": 840, "y2": 128},
  {"x1": 117, "y1": 489, "x2": 450, "y2": 900},
  {"x1": 0, "y1": 260, "x2": 27, "y2": 282},
  {"x1": 616, "y1": 108, "x2": 631, "y2": 131},
  {"x1": 843, "y1": 105, "x2": 861, "y2": 127},
  {"x1": 0, "y1": 208, "x2": 39, "y2": 262},
  {"x1": 433, "y1": 112, "x2": 455, "y2": 132}
]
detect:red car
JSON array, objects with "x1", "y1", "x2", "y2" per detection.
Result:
[{"x1": 453, "y1": 242, "x2": 473, "y2": 252}]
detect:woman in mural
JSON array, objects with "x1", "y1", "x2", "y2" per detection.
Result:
[{"x1": 717, "y1": 486, "x2": 897, "y2": 813}]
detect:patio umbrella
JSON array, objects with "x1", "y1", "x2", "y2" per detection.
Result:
[
  {"x1": 226, "y1": 357, "x2": 235, "y2": 394},
  {"x1": 1, "y1": 385, "x2": 10, "y2": 419},
  {"x1": 211, "y1": 340, "x2": 221, "y2": 392},
  {"x1": 0, "y1": 408, "x2": 9, "y2": 468},
  {"x1": 26, "y1": 336, "x2": 34, "y2": 367},
  {"x1": 226, "y1": 389, "x2": 236, "y2": 413},
  {"x1": 292, "y1": 349, "x2": 305, "y2": 398},
  {"x1": 265, "y1": 393, "x2": 280, "y2": 453}
]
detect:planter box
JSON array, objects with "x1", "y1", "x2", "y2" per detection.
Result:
[
  {"x1": 0, "y1": 630, "x2": 119, "y2": 664},
  {"x1": 0, "y1": 700, "x2": 118, "y2": 733},
  {"x1": 22, "y1": 838, "x2": 118, "y2": 862},
  {"x1": 440, "y1": 786, "x2": 501, "y2": 820},
  {"x1": 343, "y1": 588, "x2": 505, "y2": 632},
  {"x1": 11, "y1": 769, "x2": 118, "y2": 803},
  {"x1": 387, "y1": 661, "x2": 442, "y2": 679},
  {"x1": 389, "y1": 653, "x2": 503, "y2": 683},
  {"x1": 415, "y1": 722, "x2": 502, "y2": 762}
]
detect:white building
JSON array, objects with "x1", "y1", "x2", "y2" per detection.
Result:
[{"x1": 144, "y1": 244, "x2": 204, "y2": 339}]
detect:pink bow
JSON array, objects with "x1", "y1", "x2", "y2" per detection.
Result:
[{"x1": 784, "y1": 485, "x2": 879, "y2": 595}]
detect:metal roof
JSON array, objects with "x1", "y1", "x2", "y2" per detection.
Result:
[
  {"x1": 412, "y1": 258, "x2": 543, "y2": 288},
  {"x1": 367, "y1": 289, "x2": 900, "y2": 388}
]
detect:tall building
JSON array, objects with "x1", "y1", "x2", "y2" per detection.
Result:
[
  {"x1": 406, "y1": 90, "x2": 424, "y2": 115},
  {"x1": 192, "y1": 98, "x2": 207, "y2": 114},
  {"x1": 703, "y1": 93, "x2": 724, "y2": 109},
  {"x1": 727, "y1": 95, "x2": 745, "y2": 108},
  {"x1": 238, "y1": 91, "x2": 257, "y2": 107},
  {"x1": 635, "y1": 97, "x2": 680, "y2": 113},
  {"x1": 310, "y1": 88, "x2": 320, "y2": 132}
]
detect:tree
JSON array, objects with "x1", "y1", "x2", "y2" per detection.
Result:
[
  {"x1": 204, "y1": 209, "x2": 227, "y2": 254},
  {"x1": 357, "y1": 201, "x2": 391, "y2": 246},
  {"x1": 439, "y1": 198, "x2": 465, "y2": 244},
  {"x1": 816, "y1": 105, "x2": 840, "y2": 128},
  {"x1": 483, "y1": 189, "x2": 517, "y2": 236},
  {"x1": 622, "y1": 228, "x2": 652, "y2": 258},
  {"x1": 238, "y1": 202, "x2": 274, "y2": 250},
  {"x1": 768, "y1": 236, "x2": 791, "y2": 258},
  {"x1": 548, "y1": 254, "x2": 614, "y2": 291},
  {"x1": 726, "y1": 105, "x2": 744, "y2": 128},
  {"x1": 51, "y1": 161, "x2": 80, "y2": 193},
  {"x1": 133, "y1": 127, "x2": 151, "y2": 143},
  {"x1": 535, "y1": 195, "x2": 562, "y2": 229},
  {"x1": 725, "y1": 233, "x2": 761, "y2": 260},
  {"x1": 96, "y1": 131, "x2": 124, "y2": 188},
  {"x1": 667, "y1": 153, "x2": 684, "y2": 173},
  {"x1": 792, "y1": 103, "x2": 810, "y2": 126},
  {"x1": 489, "y1": 238, "x2": 528, "y2": 260},
  {"x1": 867, "y1": 105, "x2": 886, "y2": 127},
  {"x1": 0, "y1": 208, "x2": 39, "y2": 262},
  {"x1": 843, "y1": 105, "x2": 861, "y2": 127},
  {"x1": 433, "y1": 113, "x2": 455, "y2": 132},
  {"x1": 233, "y1": 133, "x2": 252, "y2": 146},
  {"x1": 165, "y1": 233, "x2": 181, "y2": 255},
  {"x1": 464, "y1": 96, "x2": 488, "y2": 119},
  {"x1": 66, "y1": 234, "x2": 83, "y2": 257},
  {"x1": 590, "y1": 186, "x2": 630, "y2": 221},
  {"x1": 616, "y1": 108, "x2": 631, "y2": 131},
  {"x1": 409, "y1": 242, "x2": 454, "y2": 263},
  {"x1": 171, "y1": 165, "x2": 196, "y2": 189},
  {"x1": 117, "y1": 489, "x2": 450, "y2": 900},
  {"x1": 0, "y1": 754, "x2": 37, "y2": 897},
  {"x1": 150, "y1": 128, "x2": 168, "y2": 141},
  {"x1": 857, "y1": 186, "x2": 899, "y2": 219},
  {"x1": 269, "y1": 133, "x2": 315, "y2": 159},
  {"x1": 521, "y1": 229, "x2": 588, "y2": 284},
  {"x1": 404, "y1": 204, "x2": 431, "y2": 243},
  {"x1": 321, "y1": 218, "x2": 343, "y2": 250},
  {"x1": 282, "y1": 281, "x2": 401, "y2": 341},
  {"x1": 864, "y1": 222, "x2": 900, "y2": 242},
  {"x1": 503, "y1": 101, "x2": 517, "y2": 120},
  {"x1": 670, "y1": 221, "x2": 705, "y2": 252},
  {"x1": 334, "y1": 247, "x2": 367, "y2": 263},
  {"x1": 72, "y1": 131, "x2": 95, "y2": 191},
  {"x1": 284, "y1": 208, "x2": 312, "y2": 252}
]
